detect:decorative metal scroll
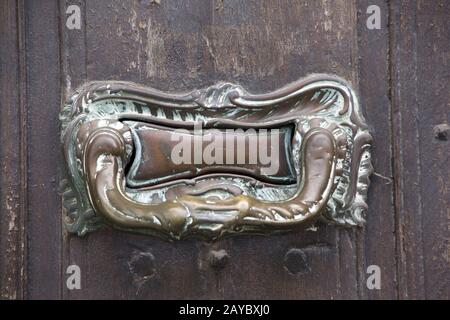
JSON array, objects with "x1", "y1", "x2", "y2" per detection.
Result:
[{"x1": 60, "y1": 74, "x2": 372, "y2": 240}]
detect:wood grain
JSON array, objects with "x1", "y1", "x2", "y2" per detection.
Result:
[
  {"x1": 23, "y1": 0, "x2": 62, "y2": 299},
  {"x1": 0, "y1": 0, "x2": 448, "y2": 299},
  {"x1": 66, "y1": 0, "x2": 362, "y2": 299},
  {"x1": 0, "y1": 0, "x2": 26, "y2": 300},
  {"x1": 390, "y1": 0, "x2": 449, "y2": 299},
  {"x1": 357, "y1": 0, "x2": 397, "y2": 299}
]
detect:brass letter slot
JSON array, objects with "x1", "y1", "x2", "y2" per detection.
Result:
[
  {"x1": 127, "y1": 123, "x2": 296, "y2": 186},
  {"x1": 60, "y1": 74, "x2": 372, "y2": 240}
]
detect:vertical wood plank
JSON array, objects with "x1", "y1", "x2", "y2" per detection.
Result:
[
  {"x1": 390, "y1": 0, "x2": 425, "y2": 299},
  {"x1": 357, "y1": 0, "x2": 397, "y2": 299},
  {"x1": 415, "y1": 0, "x2": 450, "y2": 299},
  {"x1": 390, "y1": 0, "x2": 449, "y2": 299},
  {"x1": 0, "y1": 0, "x2": 27, "y2": 300},
  {"x1": 24, "y1": 0, "x2": 62, "y2": 299},
  {"x1": 59, "y1": 0, "x2": 88, "y2": 300}
]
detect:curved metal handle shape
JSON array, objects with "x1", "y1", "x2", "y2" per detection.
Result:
[{"x1": 60, "y1": 74, "x2": 373, "y2": 240}]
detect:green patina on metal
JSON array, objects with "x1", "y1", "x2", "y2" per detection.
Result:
[{"x1": 60, "y1": 74, "x2": 373, "y2": 240}]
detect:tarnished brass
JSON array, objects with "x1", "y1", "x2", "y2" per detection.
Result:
[{"x1": 60, "y1": 74, "x2": 373, "y2": 240}]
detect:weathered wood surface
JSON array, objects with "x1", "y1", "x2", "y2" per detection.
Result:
[
  {"x1": 0, "y1": 0, "x2": 26, "y2": 300},
  {"x1": 0, "y1": 0, "x2": 448, "y2": 299},
  {"x1": 389, "y1": 0, "x2": 449, "y2": 299}
]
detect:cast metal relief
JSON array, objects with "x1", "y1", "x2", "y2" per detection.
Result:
[{"x1": 60, "y1": 74, "x2": 373, "y2": 240}]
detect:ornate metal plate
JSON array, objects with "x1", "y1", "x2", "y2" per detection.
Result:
[{"x1": 60, "y1": 74, "x2": 372, "y2": 240}]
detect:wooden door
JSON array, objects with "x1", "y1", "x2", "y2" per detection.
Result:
[{"x1": 1, "y1": 0, "x2": 448, "y2": 299}]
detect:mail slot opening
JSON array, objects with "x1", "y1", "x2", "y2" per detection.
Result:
[{"x1": 124, "y1": 122, "x2": 297, "y2": 188}]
